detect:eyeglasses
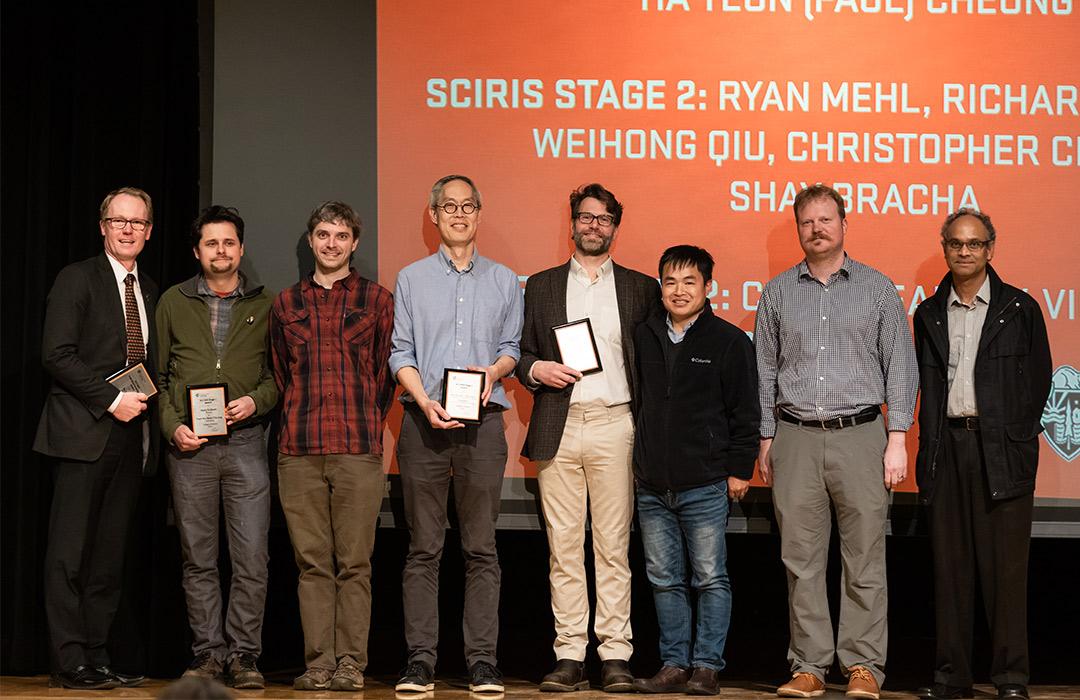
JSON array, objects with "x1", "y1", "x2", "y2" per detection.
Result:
[
  {"x1": 943, "y1": 238, "x2": 991, "y2": 251},
  {"x1": 574, "y1": 212, "x2": 615, "y2": 227},
  {"x1": 434, "y1": 202, "x2": 479, "y2": 215},
  {"x1": 103, "y1": 217, "x2": 150, "y2": 232}
]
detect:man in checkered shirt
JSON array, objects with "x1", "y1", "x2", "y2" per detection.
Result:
[{"x1": 754, "y1": 184, "x2": 918, "y2": 700}]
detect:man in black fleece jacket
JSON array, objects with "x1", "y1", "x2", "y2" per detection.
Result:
[{"x1": 631, "y1": 245, "x2": 760, "y2": 696}]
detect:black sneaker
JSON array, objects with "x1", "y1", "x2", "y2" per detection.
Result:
[
  {"x1": 395, "y1": 660, "x2": 435, "y2": 692},
  {"x1": 469, "y1": 661, "x2": 504, "y2": 693},
  {"x1": 183, "y1": 652, "x2": 224, "y2": 681},
  {"x1": 228, "y1": 653, "x2": 265, "y2": 689}
]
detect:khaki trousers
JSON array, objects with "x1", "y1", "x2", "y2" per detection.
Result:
[
  {"x1": 536, "y1": 403, "x2": 635, "y2": 662},
  {"x1": 277, "y1": 452, "x2": 386, "y2": 671},
  {"x1": 770, "y1": 415, "x2": 889, "y2": 686}
]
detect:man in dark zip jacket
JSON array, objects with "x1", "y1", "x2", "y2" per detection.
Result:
[
  {"x1": 913, "y1": 209, "x2": 1051, "y2": 700},
  {"x1": 631, "y1": 245, "x2": 760, "y2": 696}
]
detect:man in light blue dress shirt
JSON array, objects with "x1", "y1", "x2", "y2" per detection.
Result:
[{"x1": 389, "y1": 175, "x2": 523, "y2": 694}]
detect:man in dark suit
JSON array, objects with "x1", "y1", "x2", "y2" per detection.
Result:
[
  {"x1": 516, "y1": 183, "x2": 659, "y2": 693},
  {"x1": 913, "y1": 209, "x2": 1051, "y2": 700},
  {"x1": 34, "y1": 187, "x2": 159, "y2": 690}
]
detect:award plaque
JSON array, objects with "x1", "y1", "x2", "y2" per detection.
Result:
[
  {"x1": 186, "y1": 383, "x2": 229, "y2": 438},
  {"x1": 106, "y1": 361, "x2": 158, "y2": 397},
  {"x1": 441, "y1": 368, "x2": 486, "y2": 425},
  {"x1": 553, "y1": 318, "x2": 603, "y2": 376}
]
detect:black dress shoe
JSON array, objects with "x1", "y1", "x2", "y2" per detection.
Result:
[
  {"x1": 96, "y1": 665, "x2": 146, "y2": 687},
  {"x1": 540, "y1": 659, "x2": 589, "y2": 692},
  {"x1": 50, "y1": 665, "x2": 118, "y2": 690},
  {"x1": 601, "y1": 659, "x2": 635, "y2": 693},
  {"x1": 916, "y1": 683, "x2": 974, "y2": 699},
  {"x1": 997, "y1": 684, "x2": 1029, "y2": 699}
]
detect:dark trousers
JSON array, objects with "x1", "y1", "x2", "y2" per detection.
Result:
[
  {"x1": 396, "y1": 406, "x2": 506, "y2": 669},
  {"x1": 44, "y1": 420, "x2": 143, "y2": 672},
  {"x1": 929, "y1": 424, "x2": 1033, "y2": 688}
]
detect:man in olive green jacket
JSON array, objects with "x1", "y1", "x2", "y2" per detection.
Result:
[{"x1": 155, "y1": 206, "x2": 277, "y2": 689}]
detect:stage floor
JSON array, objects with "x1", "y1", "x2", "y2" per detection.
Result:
[{"x1": 1, "y1": 677, "x2": 1077, "y2": 700}]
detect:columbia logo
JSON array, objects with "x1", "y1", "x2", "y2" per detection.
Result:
[{"x1": 690, "y1": 357, "x2": 711, "y2": 364}]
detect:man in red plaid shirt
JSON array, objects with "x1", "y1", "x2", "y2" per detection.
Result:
[{"x1": 269, "y1": 201, "x2": 394, "y2": 692}]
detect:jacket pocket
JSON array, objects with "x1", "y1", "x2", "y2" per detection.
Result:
[
  {"x1": 280, "y1": 308, "x2": 311, "y2": 346},
  {"x1": 1003, "y1": 420, "x2": 1041, "y2": 485},
  {"x1": 343, "y1": 309, "x2": 375, "y2": 345}
]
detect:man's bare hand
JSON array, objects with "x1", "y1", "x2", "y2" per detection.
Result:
[
  {"x1": 530, "y1": 360, "x2": 583, "y2": 389},
  {"x1": 466, "y1": 365, "x2": 501, "y2": 406},
  {"x1": 173, "y1": 424, "x2": 208, "y2": 452},
  {"x1": 226, "y1": 396, "x2": 256, "y2": 425},
  {"x1": 758, "y1": 438, "x2": 774, "y2": 486},
  {"x1": 111, "y1": 392, "x2": 148, "y2": 422},
  {"x1": 420, "y1": 398, "x2": 464, "y2": 430},
  {"x1": 883, "y1": 431, "x2": 908, "y2": 490},
  {"x1": 728, "y1": 476, "x2": 751, "y2": 501}
]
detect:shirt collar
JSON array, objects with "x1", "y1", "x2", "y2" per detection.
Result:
[
  {"x1": 947, "y1": 273, "x2": 991, "y2": 308},
  {"x1": 438, "y1": 245, "x2": 476, "y2": 274},
  {"x1": 306, "y1": 268, "x2": 358, "y2": 291},
  {"x1": 797, "y1": 253, "x2": 851, "y2": 283},
  {"x1": 197, "y1": 273, "x2": 244, "y2": 298},
  {"x1": 569, "y1": 254, "x2": 613, "y2": 284},
  {"x1": 666, "y1": 310, "x2": 702, "y2": 337},
  {"x1": 104, "y1": 251, "x2": 138, "y2": 284}
]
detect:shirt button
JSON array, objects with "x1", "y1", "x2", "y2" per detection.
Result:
[
  {"x1": 458, "y1": 320, "x2": 463, "y2": 325},
  {"x1": 458, "y1": 341, "x2": 463, "y2": 346},
  {"x1": 459, "y1": 297, "x2": 464, "y2": 302},
  {"x1": 819, "y1": 376, "x2": 825, "y2": 381},
  {"x1": 822, "y1": 316, "x2": 828, "y2": 320},
  {"x1": 819, "y1": 346, "x2": 825, "y2": 350}
]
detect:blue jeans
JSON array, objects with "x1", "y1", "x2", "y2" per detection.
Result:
[{"x1": 636, "y1": 481, "x2": 732, "y2": 671}]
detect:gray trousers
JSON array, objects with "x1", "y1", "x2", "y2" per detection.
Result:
[
  {"x1": 396, "y1": 406, "x2": 507, "y2": 669},
  {"x1": 770, "y1": 415, "x2": 889, "y2": 686},
  {"x1": 166, "y1": 423, "x2": 270, "y2": 661}
]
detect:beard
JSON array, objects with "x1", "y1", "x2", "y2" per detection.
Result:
[{"x1": 573, "y1": 230, "x2": 612, "y2": 256}]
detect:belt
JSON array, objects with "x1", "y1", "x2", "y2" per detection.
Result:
[
  {"x1": 947, "y1": 416, "x2": 980, "y2": 431},
  {"x1": 778, "y1": 406, "x2": 880, "y2": 430}
]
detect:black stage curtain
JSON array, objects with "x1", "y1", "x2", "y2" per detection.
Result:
[{"x1": 1, "y1": 1, "x2": 202, "y2": 674}]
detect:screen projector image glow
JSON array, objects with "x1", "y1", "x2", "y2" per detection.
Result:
[{"x1": 376, "y1": 0, "x2": 1080, "y2": 504}]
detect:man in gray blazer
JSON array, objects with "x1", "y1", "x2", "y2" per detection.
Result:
[{"x1": 517, "y1": 183, "x2": 659, "y2": 693}]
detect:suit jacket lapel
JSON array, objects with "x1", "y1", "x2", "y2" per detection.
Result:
[
  {"x1": 613, "y1": 263, "x2": 634, "y2": 342},
  {"x1": 551, "y1": 262, "x2": 570, "y2": 327},
  {"x1": 96, "y1": 253, "x2": 126, "y2": 344}
]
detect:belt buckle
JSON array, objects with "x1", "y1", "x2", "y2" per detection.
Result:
[
  {"x1": 965, "y1": 416, "x2": 977, "y2": 431},
  {"x1": 820, "y1": 418, "x2": 830, "y2": 430}
]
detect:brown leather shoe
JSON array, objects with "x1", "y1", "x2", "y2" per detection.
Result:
[
  {"x1": 634, "y1": 666, "x2": 690, "y2": 694},
  {"x1": 687, "y1": 667, "x2": 721, "y2": 695},
  {"x1": 777, "y1": 672, "x2": 826, "y2": 697},
  {"x1": 540, "y1": 659, "x2": 589, "y2": 692},
  {"x1": 845, "y1": 667, "x2": 880, "y2": 699},
  {"x1": 601, "y1": 660, "x2": 634, "y2": 693}
]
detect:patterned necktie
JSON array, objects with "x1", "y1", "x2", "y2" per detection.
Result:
[{"x1": 124, "y1": 273, "x2": 145, "y2": 364}]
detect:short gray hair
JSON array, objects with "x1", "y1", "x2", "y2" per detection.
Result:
[{"x1": 429, "y1": 174, "x2": 482, "y2": 210}]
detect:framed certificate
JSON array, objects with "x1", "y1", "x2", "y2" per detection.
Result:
[
  {"x1": 106, "y1": 361, "x2": 158, "y2": 397},
  {"x1": 185, "y1": 383, "x2": 229, "y2": 438},
  {"x1": 441, "y1": 368, "x2": 485, "y2": 425},
  {"x1": 553, "y1": 318, "x2": 603, "y2": 376}
]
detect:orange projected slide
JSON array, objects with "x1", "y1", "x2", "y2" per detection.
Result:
[{"x1": 377, "y1": 1, "x2": 1080, "y2": 499}]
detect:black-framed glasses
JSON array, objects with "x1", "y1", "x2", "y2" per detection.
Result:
[
  {"x1": 943, "y1": 238, "x2": 991, "y2": 251},
  {"x1": 103, "y1": 217, "x2": 150, "y2": 232},
  {"x1": 574, "y1": 212, "x2": 615, "y2": 226},
  {"x1": 435, "y1": 202, "x2": 479, "y2": 215}
]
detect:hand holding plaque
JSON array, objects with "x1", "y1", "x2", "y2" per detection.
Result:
[
  {"x1": 186, "y1": 383, "x2": 229, "y2": 438},
  {"x1": 441, "y1": 369, "x2": 486, "y2": 425},
  {"x1": 553, "y1": 318, "x2": 603, "y2": 376},
  {"x1": 106, "y1": 362, "x2": 158, "y2": 397}
]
